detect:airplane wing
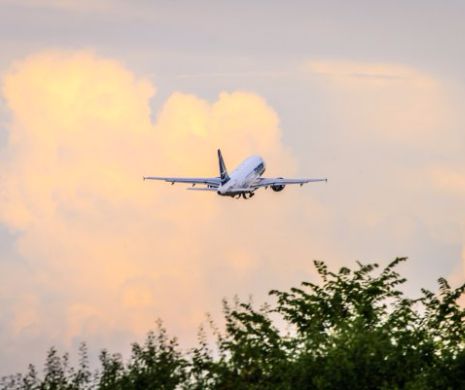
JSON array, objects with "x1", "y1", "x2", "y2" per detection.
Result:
[
  {"x1": 254, "y1": 177, "x2": 327, "y2": 188},
  {"x1": 186, "y1": 187, "x2": 218, "y2": 191},
  {"x1": 143, "y1": 176, "x2": 222, "y2": 187}
]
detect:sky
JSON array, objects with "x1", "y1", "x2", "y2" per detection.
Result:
[{"x1": 0, "y1": 0, "x2": 465, "y2": 375}]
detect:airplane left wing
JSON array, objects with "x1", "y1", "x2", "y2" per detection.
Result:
[
  {"x1": 254, "y1": 177, "x2": 327, "y2": 188},
  {"x1": 143, "y1": 176, "x2": 222, "y2": 187}
]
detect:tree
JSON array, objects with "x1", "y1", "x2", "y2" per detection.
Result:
[
  {"x1": 2, "y1": 258, "x2": 465, "y2": 389},
  {"x1": 122, "y1": 321, "x2": 187, "y2": 389}
]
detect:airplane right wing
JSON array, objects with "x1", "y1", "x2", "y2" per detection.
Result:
[
  {"x1": 143, "y1": 176, "x2": 222, "y2": 187},
  {"x1": 254, "y1": 177, "x2": 327, "y2": 188}
]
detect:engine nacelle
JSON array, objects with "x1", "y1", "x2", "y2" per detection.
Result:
[
  {"x1": 271, "y1": 177, "x2": 285, "y2": 192},
  {"x1": 271, "y1": 184, "x2": 285, "y2": 192}
]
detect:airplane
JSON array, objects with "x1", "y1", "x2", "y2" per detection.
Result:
[{"x1": 143, "y1": 149, "x2": 327, "y2": 199}]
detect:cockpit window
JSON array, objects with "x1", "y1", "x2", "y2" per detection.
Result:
[{"x1": 254, "y1": 162, "x2": 265, "y2": 175}]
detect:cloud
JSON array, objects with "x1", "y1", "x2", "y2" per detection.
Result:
[
  {"x1": 2, "y1": 0, "x2": 113, "y2": 12},
  {"x1": 302, "y1": 59, "x2": 465, "y2": 296},
  {"x1": 0, "y1": 50, "x2": 308, "y2": 373},
  {"x1": 306, "y1": 60, "x2": 455, "y2": 146},
  {"x1": 430, "y1": 167, "x2": 465, "y2": 196},
  {"x1": 308, "y1": 60, "x2": 433, "y2": 84},
  {"x1": 3, "y1": 51, "x2": 462, "y2": 374},
  {"x1": 430, "y1": 166, "x2": 465, "y2": 295}
]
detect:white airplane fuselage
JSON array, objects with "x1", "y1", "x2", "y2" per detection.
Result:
[{"x1": 217, "y1": 155, "x2": 265, "y2": 197}]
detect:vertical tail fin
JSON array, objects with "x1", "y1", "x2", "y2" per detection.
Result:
[{"x1": 217, "y1": 149, "x2": 229, "y2": 183}]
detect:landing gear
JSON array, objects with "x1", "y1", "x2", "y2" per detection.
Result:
[
  {"x1": 230, "y1": 192, "x2": 255, "y2": 199},
  {"x1": 240, "y1": 192, "x2": 255, "y2": 199}
]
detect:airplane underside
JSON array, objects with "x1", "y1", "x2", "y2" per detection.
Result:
[{"x1": 218, "y1": 191, "x2": 255, "y2": 199}]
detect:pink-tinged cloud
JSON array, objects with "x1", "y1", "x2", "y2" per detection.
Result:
[
  {"x1": 430, "y1": 167, "x2": 465, "y2": 196},
  {"x1": 304, "y1": 58, "x2": 465, "y2": 297},
  {"x1": 306, "y1": 60, "x2": 455, "y2": 146},
  {"x1": 0, "y1": 50, "x2": 314, "y2": 373}
]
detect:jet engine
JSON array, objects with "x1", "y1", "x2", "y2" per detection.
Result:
[{"x1": 271, "y1": 178, "x2": 285, "y2": 192}]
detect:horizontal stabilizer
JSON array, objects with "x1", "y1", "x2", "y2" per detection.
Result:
[{"x1": 186, "y1": 187, "x2": 217, "y2": 191}]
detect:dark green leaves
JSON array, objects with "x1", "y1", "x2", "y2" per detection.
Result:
[{"x1": 2, "y1": 258, "x2": 465, "y2": 389}]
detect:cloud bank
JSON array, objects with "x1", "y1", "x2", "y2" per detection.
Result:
[
  {"x1": 0, "y1": 51, "x2": 311, "y2": 373},
  {"x1": 1, "y1": 52, "x2": 464, "y2": 375},
  {"x1": 306, "y1": 59, "x2": 465, "y2": 288}
]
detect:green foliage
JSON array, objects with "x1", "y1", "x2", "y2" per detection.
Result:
[
  {"x1": 2, "y1": 258, "x2": 465, "y2": 389},
  {"x1": 121, "y1": 322, "x2": 187, "y2": 389}
]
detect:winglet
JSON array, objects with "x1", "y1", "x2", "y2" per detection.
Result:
[{"x1": 217, "y1": 149, "x2": 230, "y2": 183}]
